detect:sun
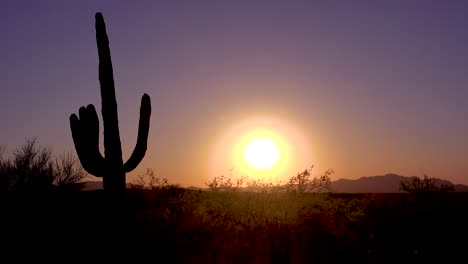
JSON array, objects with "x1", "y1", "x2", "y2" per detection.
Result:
[
  {"x1": 232, "y1": 129, "x2": 289, "y2": 179},
  {"x1": 243, "y1": 137, "x2": 280, "y2": 169},
  {"x1": 208, "y1": 116, "x2": 316, "y2": 182}
]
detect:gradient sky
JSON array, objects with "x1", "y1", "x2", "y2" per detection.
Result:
[{"x1": 1, "y1": 1, "x2": 468, "y2": 186}]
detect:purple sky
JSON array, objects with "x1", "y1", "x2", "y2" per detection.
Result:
[{"x1": 1, "y1": 1, "x2": 468, "y2": 186}]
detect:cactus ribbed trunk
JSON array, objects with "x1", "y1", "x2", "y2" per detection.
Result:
[
  {"x1": 95, "y1": 13, "x2": 125, "y2": 191},
  {"x1": 69, "y1": 12, "x2": 151, "y2": 193}
]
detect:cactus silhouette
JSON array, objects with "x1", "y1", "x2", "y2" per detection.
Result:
[{"x1": 69, "y1": 12, "x2": 151, "y2": 192}]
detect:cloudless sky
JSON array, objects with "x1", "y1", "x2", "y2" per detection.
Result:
[{"x1": 1, "y1": 0, "x2": 468, "y2": 186}]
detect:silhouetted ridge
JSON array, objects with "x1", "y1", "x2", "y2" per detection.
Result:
[{"x1": 331, "y1": 174, "x2": 468, "y2": 193}]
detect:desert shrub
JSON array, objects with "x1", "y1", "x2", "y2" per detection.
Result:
[
  {"x1": 54, "y1": 152, "x2": 86, "y2": 189},
  {"x1": 129, "y1": 174, "x2": 146, "y2": 189},
  {"x1": 206, "y1": 165, "x2": 334, "y2": 194},
  {"x1": 205, "y1": 168, "x2": 246, "y2": 192},
  {"x1": 0, "y1": 144, "x2": 11, "y2": 191},
  {"x1": 285, "y1": 166, "x2": 333, "y2": 193},
  {"x1": 0, "y1": 144, "x2": 5, "y2": 160},
  {"x1": 0, "y1": 139, "x2": 86, "y2": 192},
  {"x1": 129, "y1": 168, "x2": 177, "y2": 190},
  {"x1": 194, "y1": 166, "x2": 342, "y2": 262},
  {"x1": 400, "y1": 175, "x2": 454, "y2": 193},
  {"x1": 201, "y1": 166, "x2": 336, "y2": 239},
  {"x1": 243, "y1": 177, "x2": 284, "y2": 193},
  {"x1": 7, "y1": 139, "x2": 55, "y2": 192}
]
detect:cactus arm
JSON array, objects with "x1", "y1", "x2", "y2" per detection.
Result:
[
  {"x1": 69, "y1": 105, "x2": 106, "y2": 177},
  {"x1": 95, "y1": 12, "x2": 123, "y2": 168},
  {"x1": 124, "y1": 93, "x2": 151, "y2": 172}
]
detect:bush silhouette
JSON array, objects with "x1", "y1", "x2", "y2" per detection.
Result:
[
  {"x1": 400, "y1": 175, "x2": 454, "y2": 193},
  {"x1": 0, "y1": 139, "x2": 55, "y2": 192},
  {"x1": 54, "y1": 152, "x2": 87, "y2": 189},
  {"x1": 128, "y1": 168, "x2": 179, "y2": 190},
  {"x1": 205, "y1": 165, "x2": 334, "y2": 194},
  {"x1": 285, "y1": 166, "x2": 334, "y2": 193},
  {"x1": 0, "y1": 139, "x2": 86, "y2": 192}
]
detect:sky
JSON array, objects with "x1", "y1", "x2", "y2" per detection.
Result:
[{"x1": 1, "y1": 1, "x2": 468, "y2": 186}]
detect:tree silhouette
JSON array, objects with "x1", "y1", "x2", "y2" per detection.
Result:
[
  {"x1": 0, "y1": 139, "x2": 53, "y2": 192},
  {"x1": 54, "y1": 152, "x2": 86, "y2": 188},
  {"x1": 285, "y1": 166, "x2": 333, "y2": 193},
  {"x1": 69, "y1": 13, "x2": 151, "y2": 192},
  {"x1": 0, "y1": 139, "x2": 86, "y2": 192}
]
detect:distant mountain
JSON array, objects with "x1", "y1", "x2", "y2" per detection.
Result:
[
  {"x1": 331, "y1": 173, "x2": 468, "y2": 193},
  {"x1": 81, "y1": 181, "x2": 103, "y2": 191},
  {"x1": 454, "y1": 184, "x2": 468, "y2": 192}
]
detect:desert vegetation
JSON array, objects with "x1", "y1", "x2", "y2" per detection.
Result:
[
  {"x1": 400, "y1": 174, "x2": 455, "y2": 193},
  {"x1": 120, "y1": 168, "x2": 465, "y2": 263},
  {"x1": 0, "y1": 139, "x2": 86, "y2": 192},
  {"x1": 1, "y1": 141, "x2": 466, "y2": 263}
]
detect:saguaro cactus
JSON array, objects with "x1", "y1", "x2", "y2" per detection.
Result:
[{"x1": 69, "y1": 12, "x2": 151, "y2": 192}]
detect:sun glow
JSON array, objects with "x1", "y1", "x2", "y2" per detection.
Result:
[
  {"x1": 208, "y1": 116, "x2": 317, "y2": 182},
  {"x1": 243, "y1": 137, "x2": 280, "y2": 169},
  {"x1": 234, "y1": 129, "x2": 288, "y2": 179}
]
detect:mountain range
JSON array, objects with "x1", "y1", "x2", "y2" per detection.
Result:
[
  {"x1": 331, "y1": 173, "x2": 468, "y2": 193},
  {"x1": 81, "y1": 174, "x2": 468, "y2": 193}
]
